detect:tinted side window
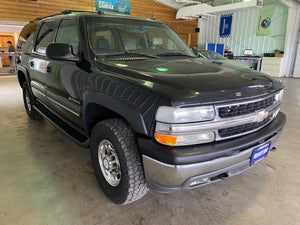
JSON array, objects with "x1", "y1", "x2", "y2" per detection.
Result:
[
  {"x1": 23, "y1": 32, "x2": 34, "y2": 53},
  {"x1": 55, "y1": 19, "x2": 79, "y2": 55},
  {"x1": 35, "y1": 21, "x2": 56, "y2": 54}
]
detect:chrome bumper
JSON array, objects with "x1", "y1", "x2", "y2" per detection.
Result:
[{"x1": 143, "y1": 130, "x2": 282, "y2": 193}]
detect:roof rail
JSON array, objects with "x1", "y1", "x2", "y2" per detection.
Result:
[
  {"x1": 61, "y1": 10, "x2": 92, "y2": 14},
  {"x1": 30, "y1": 10, "x2": 104, "y2": 23}
]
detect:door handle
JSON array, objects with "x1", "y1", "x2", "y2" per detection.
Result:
[{"x1": 30, "y1": 61, "x2": 34, "y2": 67}]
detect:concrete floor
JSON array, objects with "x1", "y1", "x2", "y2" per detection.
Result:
[{"x1": 0, "y1": 75, "x2": 299, "y2": 225}]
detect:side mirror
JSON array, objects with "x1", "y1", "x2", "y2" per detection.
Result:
[
  {"x1": 46, "y1": 43, "x2": 79, "y2": 62},
  {"x1": 190, "y1": 46, "x2": 199, "y2": 57}
]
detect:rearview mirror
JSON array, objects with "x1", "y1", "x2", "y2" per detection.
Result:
[{"x1": 46, "y1": 43, "x2": 79, "y2": 62}]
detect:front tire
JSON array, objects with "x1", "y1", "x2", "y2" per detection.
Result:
[
  {"x1": 90, "y1": 118, "x2": 148, "y2": 205},
  {"x1": 22, "y1": 81, "x2": 42, "y2": 120}
]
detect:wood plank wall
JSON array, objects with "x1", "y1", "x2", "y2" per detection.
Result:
[{"x1": 0, "y1": 0, "x2": 198, "y2": 46}]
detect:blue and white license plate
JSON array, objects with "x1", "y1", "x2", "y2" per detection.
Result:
[{"x1": 251, "y1": 143, "x2": 271, "y2": 164}]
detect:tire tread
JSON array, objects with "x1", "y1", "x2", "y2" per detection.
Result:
[{"x1": 22, "y1": 82, "x2": 42, "y2": 120}]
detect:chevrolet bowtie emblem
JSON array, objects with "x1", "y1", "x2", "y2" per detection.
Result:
[{"x1": 254, "y1": 110, "x2": 269, "y2": 123}]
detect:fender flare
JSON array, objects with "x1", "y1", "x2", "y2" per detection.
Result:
[
  {"x1": 83, "y1": 92, "x2": 149, "y2": 136},
  {"x1": 17, "y1": 65, "x2": 34, "y2": 96}
]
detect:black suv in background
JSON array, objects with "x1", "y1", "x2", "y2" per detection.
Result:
[{"x1": 17, "y1": 10, "x2": 285, "y2": 205}]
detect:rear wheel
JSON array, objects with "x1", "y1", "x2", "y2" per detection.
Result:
[
  {"x1": 22, "y1": 81, "x2": 42, "y2": 120},
  {"x1": 90, "y1": 118, "x2": 148, "y2": 205}
]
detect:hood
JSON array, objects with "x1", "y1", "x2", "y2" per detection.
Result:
[{"x1": 98, "y1": 57, "x2": 283, "y2": 106}]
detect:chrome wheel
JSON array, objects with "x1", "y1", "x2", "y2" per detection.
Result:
[{"x1": 98, "y1": 140, "x2": 121, "y2": 186}]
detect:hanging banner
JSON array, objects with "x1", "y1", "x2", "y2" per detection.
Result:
[
  {"x1": 95, "y1": 0, "x2": 130, "y2": 15},
  {"x1": 219, "y1": 14, "x2": 233, "y2": 38},
  {"x1": 256, "y1": 8, "x2": 274, "y2": 36}
]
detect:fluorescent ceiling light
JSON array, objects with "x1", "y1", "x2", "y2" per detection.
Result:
[{"x1": 0, "y1": 25, "x2": 24, "y2": 28}]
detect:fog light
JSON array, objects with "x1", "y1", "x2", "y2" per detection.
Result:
[{"x1": 189, "y1": 177, "x2": 209, "y2": 187}]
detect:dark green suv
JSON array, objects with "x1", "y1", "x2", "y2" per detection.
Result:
[{"x1": 17, "y1": 10, "x2": 286, "y2": 205}]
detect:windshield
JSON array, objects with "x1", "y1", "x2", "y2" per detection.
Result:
[
  {"x1": 85, "y1": 16, "x2": 195, "y2": 58},
  {"x1": 198, "y1": 50, "x2": 226, "y2": 60}
]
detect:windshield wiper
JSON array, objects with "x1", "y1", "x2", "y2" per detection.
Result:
[
  {"x1": 105, "y1": 51, "x2": 158, "y2": 58},
  {"x1": 156, "y1": 52, "x2": 194, "y2": 57}
]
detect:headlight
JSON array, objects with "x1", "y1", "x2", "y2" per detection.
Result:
[
  {"x1": 154, "y1": 105, "x2": 216, "y2": 146},
  {"x1": 275, "y1": 90, "x2": 283, "y2": 103},
  {"x1": 155, "y1": 106, "x2": 215, "y2": 123}
]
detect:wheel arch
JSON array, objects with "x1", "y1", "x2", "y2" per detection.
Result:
[
  {"x1": 17, "y1": 66, "x2": 30, "y2": 89},
  {"x1": 18, "y1": 71, "x2": 26, "y2": 88},
  {"x1": 83, "y1": 92, "x2": 149, "y2": 137}
]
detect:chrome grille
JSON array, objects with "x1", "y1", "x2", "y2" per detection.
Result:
[
  {"x1": 214, "y1": 91, "x2": 282, "y2": 141},
  {"x1": 218, "y1": 95, "x2": 275, "y2": 118},
  {"x1": 218, "y1": 116, "x2": 272, "y2": 138}
]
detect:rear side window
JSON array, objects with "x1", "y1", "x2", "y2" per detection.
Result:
[
  {"x1": 17, "y1": 22, "x2": 37, "y2": 53},
  {"x1": 35, "y1": 21, "x2": 56, "y2": 54},
  {"x1": 23, "y1": 32, "x2": 34, "y2": 53},
  {"x1": 55, "y1": 19, "x2": 79, "y2": 55}
]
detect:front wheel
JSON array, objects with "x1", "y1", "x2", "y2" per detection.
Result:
[
  {"x1": 90, "y1": 118, "x2": 148, "y2": 205},
  {"x1": 22, "y1": 81, "x2": 42, "y2": 120}
]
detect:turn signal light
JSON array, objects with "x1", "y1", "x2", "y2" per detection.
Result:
[{"x1": 154, "y1": 133, "x2": 177, "y2": 146}]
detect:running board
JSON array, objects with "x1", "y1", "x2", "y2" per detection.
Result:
[{"x1": 33, "y1": 100, "x2": 90, "y2": 148}]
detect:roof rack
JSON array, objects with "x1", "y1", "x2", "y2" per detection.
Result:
[{"x1": 30, "y1": 10, "x2": 104, "y2": 23}]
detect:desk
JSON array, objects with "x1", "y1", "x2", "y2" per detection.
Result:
[
  {"x1": 0, "y1": 53, "x2": 16, "y2": 75},
  {"x1": 234, "y1": 56, "x2": 262, "y2": 71}
]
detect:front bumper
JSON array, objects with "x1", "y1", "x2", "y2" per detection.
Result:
[{"x1": 138, "y1": 112, "x2": 286, "y2": 193}]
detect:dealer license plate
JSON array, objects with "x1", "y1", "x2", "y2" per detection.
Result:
[{"x1": 251, "y1": 143, "x2": 270, "y2": 164}]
